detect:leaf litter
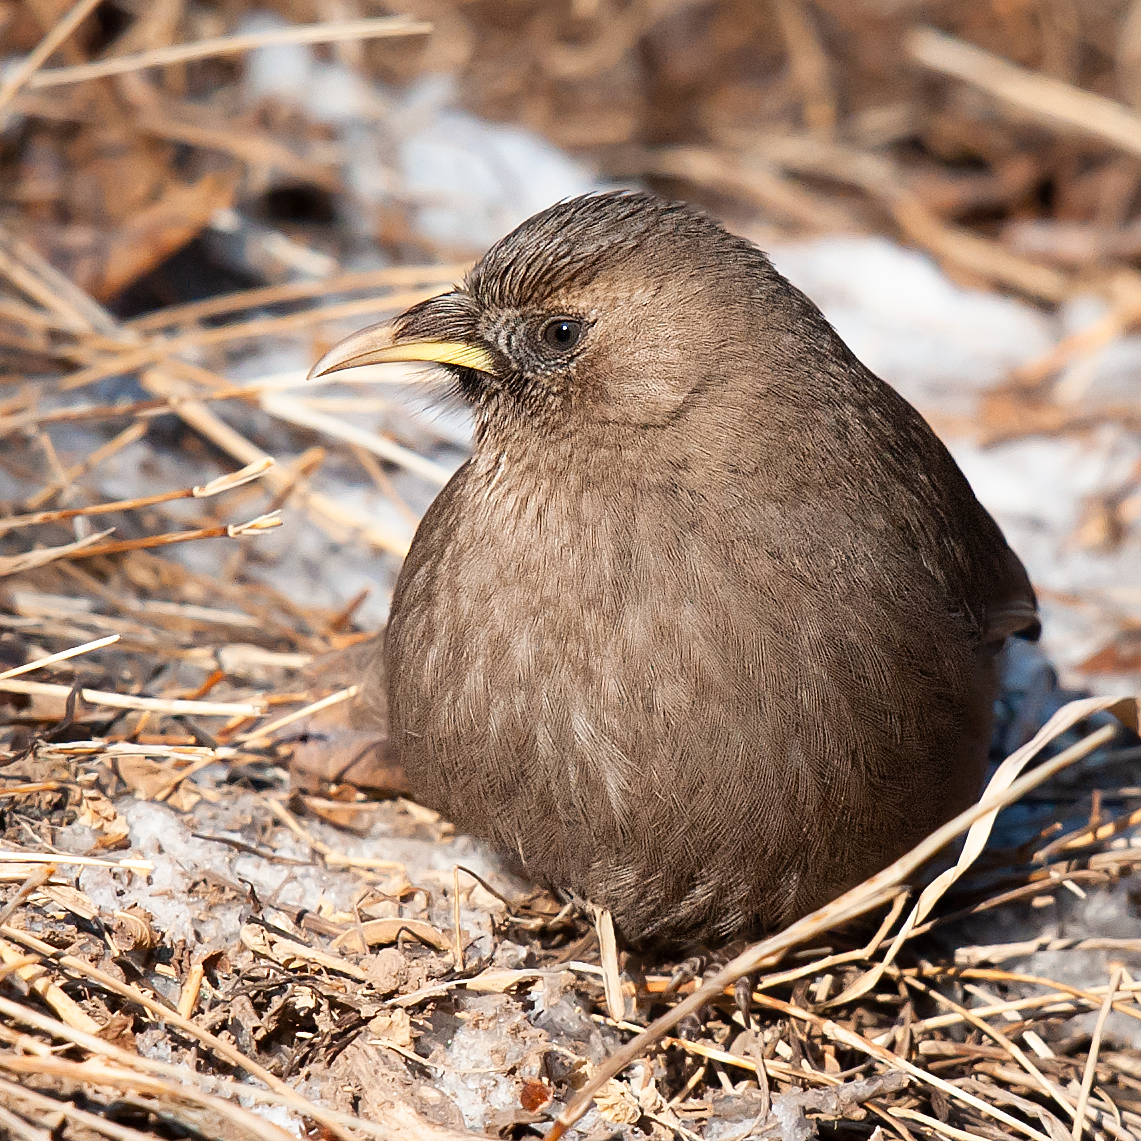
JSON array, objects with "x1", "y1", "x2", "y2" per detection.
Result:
[{"x1": 2, "y1": 0, "x2": 1141, "y2": 1137}]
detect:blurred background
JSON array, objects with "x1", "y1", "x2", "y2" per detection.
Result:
[
  {"x1": 3, "y1": 7, "x2": 1141, "y2": 1138},
  {"x1": 2, "y1": 0, "x2": 1141, "y2": 690}
]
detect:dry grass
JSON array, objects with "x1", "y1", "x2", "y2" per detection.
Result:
[{"x1": 1, "y1": 0, "x2": 1141, "y2": 1138}]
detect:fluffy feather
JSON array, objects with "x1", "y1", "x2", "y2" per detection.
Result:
[{"x1": 379, "y1": 191, "x2": 1038, "y2": 948}]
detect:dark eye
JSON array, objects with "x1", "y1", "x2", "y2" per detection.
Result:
[{"x1": 541, "y1": 317, "x2": 582, "y2": 352}]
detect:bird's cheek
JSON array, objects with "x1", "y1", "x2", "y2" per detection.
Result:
[{"x1": 591, "y1": 362, "x2": 694, "y2": 426}]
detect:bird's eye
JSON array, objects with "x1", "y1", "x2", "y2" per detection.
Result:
[{"x1": 541, "y1": 317, "x2": 583, "y2": 352}]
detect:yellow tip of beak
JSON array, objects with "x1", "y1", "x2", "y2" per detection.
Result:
[{"x1": 308, "y1": 322, "x2": 497, "y2": 381}]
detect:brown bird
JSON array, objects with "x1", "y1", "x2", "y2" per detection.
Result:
[{"x1": 310, "y1": 191, "x2": 1040, "y2": 949}]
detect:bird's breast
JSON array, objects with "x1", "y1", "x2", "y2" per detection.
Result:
[
  {"x1": 383, "y1": 435, "x2": 994, "y2": 942},
  {"x1": 386, "y1": 448, "x2": 762, "y2": 817}
]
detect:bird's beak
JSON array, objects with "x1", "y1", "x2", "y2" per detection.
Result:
[{"x1": 307, "y1": 317, "x2": 497, "y2": 381}]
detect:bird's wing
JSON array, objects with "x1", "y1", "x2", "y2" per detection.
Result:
[
  {"x1": 979, "y1": 537, "x2": 1041, "y2": 646},
  {"x1": 983, "y1": 597, "x2": 1041, "y2": 644}
]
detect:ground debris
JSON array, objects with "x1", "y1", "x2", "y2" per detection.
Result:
[{"x1": 2, "y1": 0, "x2": 1141, "y2": 1136}]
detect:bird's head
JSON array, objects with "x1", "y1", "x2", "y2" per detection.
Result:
[{"x1": 309, "y1": 191, "x2": 783, "y2": 444}]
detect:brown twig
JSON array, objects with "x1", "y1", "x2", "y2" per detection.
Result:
[
  {"x1": 0, "y1": 634, "x2": 119, "y2": 680},
  {"x1": 0, "y1": 995, "x2": 466, "y2": 1140},
  {"x1": 547, "y1": 697, "x2": 1137, "y2": 1139},
  {"x1": 907, "y1": 25, "x2": 1141, "y2": 161},
  {"x1": 0, "y1": 458, "x2": 274, "y2": 534},
  {"x1": 1072, "y1": 965, "x2": 1126, "y2": 1140},
  {"x1": 0, "y1": 0, "x2": 103, "y2": 118},
  {"x1": 0, "y1": 679, "x2": 264, "y2": 717},
  {"x1": 127, "y1": 263, "x2": 467, "y2": 333},
  {"x1": 902, "y1": 975, "x2": 1077, "y2": 1131},
  {"x1": 26, "y1": 16, "x2": 432, "y2": 89},
  {"x1": 0, "y1": 512, "x2": 281, "y2": 575}
]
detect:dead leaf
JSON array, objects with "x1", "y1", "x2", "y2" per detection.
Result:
[
  {"x1": 114, "y1": 754, "x2": 202, "y2": 810},
  {"x1": 520, "y1": 1079, "x2": 554, "y2": 1114},
  {"x1": 368, "y1": 1007, "x2": 414, "y2": 1048},
  {"x1": 465, "y1": 969, "x2": 544, "y2": 993},
  {"x1": 595, "y1": 1079, "x2": 642, "y2": 1125},
  {"x1": 39, "y1": 884, "x2": 100, "y2": 922},
  {"x1": 110, "y1": 905, "x2": 159, "y2": 955},
  {"x1": 331, "y1": 918, "x2": 450, "y2": 954},
  {"x1": 301, "y1": 795, "x2": 385, "y2": 833},
  {"x1": 77, "y1": 789, "x2": 129, "y2": 846},
  {"x1": 240, "y1": 923, "x2": 369, "y2": 980},
  {"x1": 1078, "y1": 630, "x2": 1141, "y2": 675}
]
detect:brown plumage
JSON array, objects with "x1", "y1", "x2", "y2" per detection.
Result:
[{"x1": 310, "y1": 191, "x2": 1039, "y2": 949}]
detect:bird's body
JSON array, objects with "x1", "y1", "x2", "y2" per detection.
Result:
[{"x1": 312, "y1": 192, "x2": 1039, "y2": 949}]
